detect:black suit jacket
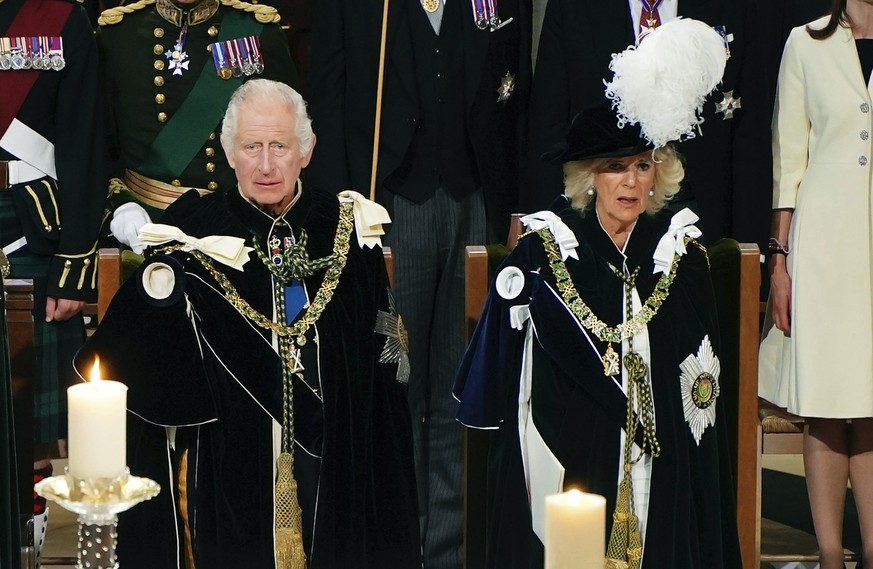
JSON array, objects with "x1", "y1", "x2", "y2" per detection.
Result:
[
  {"x1": 758, "y1": 0, "x2": 830, "y2": 105},
  {"x1": 526, "y1": 0, "x2": 772, "y2": 248},
  {"x1": 308, "y1": 0, "x2": 531, "y2": 242}
]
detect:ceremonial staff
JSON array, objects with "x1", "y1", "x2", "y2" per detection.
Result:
[{"x1": 370, "y1": 0, "x2": 391, "y2": 201}]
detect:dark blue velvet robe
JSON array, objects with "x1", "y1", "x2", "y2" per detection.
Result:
[{"x1": 453, "y1": 201, "x2": 741, "y2": 568}]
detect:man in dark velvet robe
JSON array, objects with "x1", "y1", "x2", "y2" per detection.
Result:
[{"x1": 76, "y1": 79, "x2": 420, "y2": 569}]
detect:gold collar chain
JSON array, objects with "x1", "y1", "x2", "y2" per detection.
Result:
[
  {"x1": 534, "y1": 228, "x2": 683, "y2": 345},
  {"x1": 162, "y1": 201, "x2": 355, "y2": 344}
]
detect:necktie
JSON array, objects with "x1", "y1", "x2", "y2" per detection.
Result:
[
  {"x1": 639, "y1": 0, "x2": 662, "y2": 37},
  {"x1": 422, "y1": 0, "x2": 444, "y2": 34}
]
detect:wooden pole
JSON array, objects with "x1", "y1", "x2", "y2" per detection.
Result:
[{"x1": 370, "y1": 0, "x2": 391, "y2": 201}]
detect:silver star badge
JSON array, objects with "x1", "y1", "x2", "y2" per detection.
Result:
[
  {"x1": 679, "y1": 335, "x2": 721, "y2": 445},
  {"x1": 374, "y1": 288, "x2": 410, "y2": 384},
  {"x1": 715, "y1": 90, "x2": 742, "y2": 120},
  {"x1": 496, "y1": 71, "x2": 515, "y2": 103}
]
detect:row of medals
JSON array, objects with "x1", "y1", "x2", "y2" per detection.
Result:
[
  {"x1": 212, "y1": 38, "x2": 264, "y2": 80},
  {"x1": 0, "y1": 48, "x2": 65, "y2": 71},
  {"x1": 420, "y1": 0, "x2": 502, "y2": 31},
  {"x1": 217, "y1": 55, "x2": 263, "y2": 80}
]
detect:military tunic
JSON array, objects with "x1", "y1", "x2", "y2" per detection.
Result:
[
  {"x1": 0, "y1": 0, "x2": 104, "y2": 443},
  {"x1": 98, "y1": 0, "x2": 298, "y2": 216}
]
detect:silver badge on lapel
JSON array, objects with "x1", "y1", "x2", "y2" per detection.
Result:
[
  {"x1": 715, "y1": 90, "x2": 742, "y2": 120},
  {"x1": 497, "y1": 71, "x2": 515, "y2": 103},
  {"x1": 679, "y1": 335, "x2": 721, "y2": 445}
]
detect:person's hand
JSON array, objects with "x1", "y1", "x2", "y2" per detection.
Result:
[
  {"x1": 769, "y1": 256, "x2": 791, "y2": 335},
  {"x1": 45, "y1": 296, "x2": 86, "y2": 322},
  {"x1": 110, "y1": 203, "x2": 152, "y2": 254}
]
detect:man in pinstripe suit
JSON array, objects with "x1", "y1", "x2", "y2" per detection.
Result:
[{"x1": 308, "y1": 0, "x2": 531, "y2": 566}]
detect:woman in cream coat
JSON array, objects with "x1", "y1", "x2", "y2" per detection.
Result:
[{"x1": 760, "y1": 1, "x2": 873, "y2": 566}]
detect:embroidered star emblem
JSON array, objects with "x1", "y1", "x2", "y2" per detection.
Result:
[
  {"x1": 496, "y1": 71, "x2": 515, "y2": 103},
  {"x1": 374, "y1": 288, "x2": 410, "y2": 384},
  {"x1": 715, "y1": 90, "x2": 742, "y2": 120},
  {"x1": 166, "y1": 41, "x2": 190, "y2": 76},
  {"x1": 678, "y1": 335, "x2": 721, "y2": 445}
]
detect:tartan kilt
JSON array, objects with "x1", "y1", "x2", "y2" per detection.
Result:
[{"x1": 1, "y1": 192, "x2": 85, "y2": 444}]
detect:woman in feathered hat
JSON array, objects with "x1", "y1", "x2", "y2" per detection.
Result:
[{"x1": 452, "y1": 20, "x2": 741, "y2": 569}]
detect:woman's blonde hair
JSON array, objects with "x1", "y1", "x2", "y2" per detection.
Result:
[{"x1": 562, "y1": 145, "x2": 684, "y2": 215}]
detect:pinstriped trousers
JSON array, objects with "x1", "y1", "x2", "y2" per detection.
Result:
[{"x1": 385, "y1": 187, "x2": 487, "y2": 569}]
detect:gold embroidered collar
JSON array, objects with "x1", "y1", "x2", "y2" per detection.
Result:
[{"x1": 156, "y1": 0, "x2": 219, "y2": 26}]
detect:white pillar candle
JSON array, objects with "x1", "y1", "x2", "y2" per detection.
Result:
[
  {"x1": 545, "y1": 489, "x2": 606, "y2": 569},
  {"x1": 67, "y1": 359, "x2": 127, "y2": 479}
]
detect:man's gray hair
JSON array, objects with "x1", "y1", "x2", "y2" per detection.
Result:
[{"x1": 220, "y1": 79, "x2": 314, "y2": 156}]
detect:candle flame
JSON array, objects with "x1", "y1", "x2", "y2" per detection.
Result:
[{"x1": 89, "y1": 357, "x2": 101, "y2": 383}]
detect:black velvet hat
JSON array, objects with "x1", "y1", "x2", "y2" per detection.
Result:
[{"x1": 542, "y1": 104, "x2": 653, "y2": 164}]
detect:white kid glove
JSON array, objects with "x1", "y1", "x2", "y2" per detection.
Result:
[{"x1": 110, "y1": 202, "x2": 152, "y2": 254}]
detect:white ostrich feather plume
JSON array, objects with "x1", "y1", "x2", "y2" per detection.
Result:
[{"x1": 604, "y1": 18, "x2": 727, "y2": 148}]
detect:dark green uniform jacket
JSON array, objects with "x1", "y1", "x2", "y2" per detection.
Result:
[{"x1": 99, "y1": 0, "x2": 298, "y2": 214}]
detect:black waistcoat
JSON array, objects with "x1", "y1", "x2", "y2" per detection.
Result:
[{"x1": 384, "y1": 0, "x2": 477, "y2": 202}]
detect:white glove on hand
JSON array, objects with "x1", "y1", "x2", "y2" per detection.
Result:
[{"x1": 110, "y1": 203, "x2": 152, "y2": 254}]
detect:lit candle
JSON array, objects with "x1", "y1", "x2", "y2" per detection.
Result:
[
  {"x1": 544, "y1": 489, "x2": 606, "y2": 569},
  {"x1": 67, "y1": 358, "x2": 127, "y2": 479}
]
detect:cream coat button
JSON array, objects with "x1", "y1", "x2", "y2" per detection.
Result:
[
  {"x1": 862, "y1": 102, "x2": 870, "y2": 113},
  {"x1": 860, "y1": 156, "x2": 868, "y2": 166}
]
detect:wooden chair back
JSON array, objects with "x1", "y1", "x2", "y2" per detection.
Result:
[{"x1": 708, "y1": 240, "x2": 762, "y2": 569}]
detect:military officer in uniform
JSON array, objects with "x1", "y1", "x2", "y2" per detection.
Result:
[
  {"x1": 0, "y1": 0, "x2": 104, "y2": 560},
  {"x1": 98, "y1": 0, "x2": 298, "y2": 251}
]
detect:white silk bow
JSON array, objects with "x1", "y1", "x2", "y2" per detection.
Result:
[
  {"x1": 135, "y1": 223, "x2": 254, "y2": 271},
  {"x1": 520, "y1": 211, "x2": 579, "y2": 261},
  {"x1": 652, "y1": 207, "x2": 702, "y2": 274},
  {"x1": 338, "y1": 190, "x2": 392, "y2": 249}
]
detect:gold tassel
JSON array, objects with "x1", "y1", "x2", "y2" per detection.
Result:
[
  {"x1": 605, "y1": 472, "x2": 642, "y2": 569},
  {"x1": 275, "y1": 452, "x2": 307, "y2": 569}
]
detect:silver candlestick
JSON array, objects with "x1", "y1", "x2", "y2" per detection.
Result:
[{"x1": 34, "y1": 468, "x2": 160, "y2": 569}]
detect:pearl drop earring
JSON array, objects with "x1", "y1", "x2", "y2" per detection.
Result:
[
  {"x1": 587, "y1": 186, "x2": 595, "y2": 196},
  {"x1": 648, "y1": 189, "x2": 655, "y2": 197}
]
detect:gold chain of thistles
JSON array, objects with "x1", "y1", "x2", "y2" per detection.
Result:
[
  {"x1": 157, "y1": 201, "x2": 355, "y2": 342},
  {"x1": 533, "y1": 228, "x2": 689, "y2": 344}
]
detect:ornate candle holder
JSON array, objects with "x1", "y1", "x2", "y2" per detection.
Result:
[{"x1": 34, "y1": 468, "x2": 160, "y2": 569}]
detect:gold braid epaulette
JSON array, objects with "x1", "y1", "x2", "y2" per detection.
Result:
[
  {"x1": 98, "y1": 0, "x2": 155, "y2": 26},
  {"x1": 157, "y1": 201, "x2": 354, "y2": 339},
  {"x1": 220, "y1": 0, "x2": 281, "y2": 24}
]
